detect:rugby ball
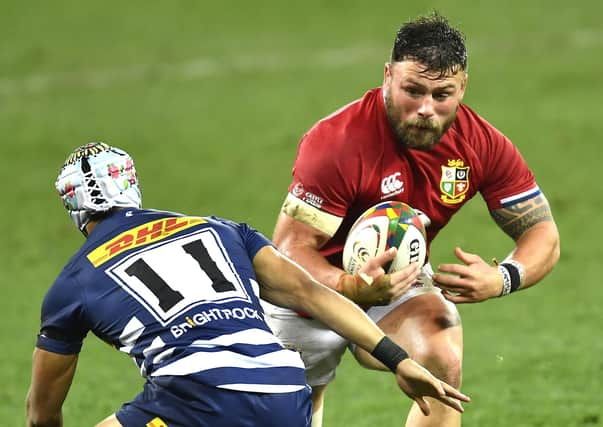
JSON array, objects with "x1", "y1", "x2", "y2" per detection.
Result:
[{"x1": 342, "y1": 201, "x2": 427, "y2": 275}]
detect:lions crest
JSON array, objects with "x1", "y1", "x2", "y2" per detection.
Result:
[{"x1": 440, "y1": 159, "x2": 470, "y2": 204}]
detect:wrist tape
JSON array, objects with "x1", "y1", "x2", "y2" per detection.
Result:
[
  {"x1": 335, "y1": 273, "x2": 361, "y2": 299},
  {"x1": 336, "y1": 273, "x2": 375, "y2": 300},
  {"x1": 498, "y1": 261, "x2": 524, "y2": 296},
  {"x1": 371, "y1": 336, "x2": 409, "y2": 372}
]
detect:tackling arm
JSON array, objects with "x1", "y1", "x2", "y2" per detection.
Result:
[
  {"x1": 255, "y1": 245, "x2": 391, "y2": 345},
  {"x1": 26, "y1": 348, "x2": 78, "y2": 427},
  {"x1": 253, "y1": 245, "x2": 469, "y2": 414}
]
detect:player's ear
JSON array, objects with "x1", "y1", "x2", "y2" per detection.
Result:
[
  {"x1": 458, "y1": 72, "x2": 468, "y2": 100},
  {"x1": 383, "y1": 62, "x2": 392, "y2": 85}
]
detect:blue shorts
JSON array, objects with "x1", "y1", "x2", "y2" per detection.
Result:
[{"x1": 115, "y1": 376, "x2": 312, "y2": 427}]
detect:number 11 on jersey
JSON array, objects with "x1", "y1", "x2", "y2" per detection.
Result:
[{"x1": 107, "y1": 229, "x2": 250, "y2": 325}]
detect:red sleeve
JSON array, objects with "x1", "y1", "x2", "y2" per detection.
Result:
[
  {"x1": 463, "y1": 109, "x2": 538, "y2": 210},
  {"x1": 289, "y1": 123, "x2": 361, "y2": 217}
]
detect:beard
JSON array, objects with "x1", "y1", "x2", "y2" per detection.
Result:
[{"x1": 384, "y1": 92, "x2": 456, "y2": 151}]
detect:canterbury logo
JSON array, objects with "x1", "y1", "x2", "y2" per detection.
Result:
[{"x1": 381, "y1": 172, "x2": 404, "y2": 195}]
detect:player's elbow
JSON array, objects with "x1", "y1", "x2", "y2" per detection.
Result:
[
  {"x1": 551, "y1": 234, "x2": 560, "y2": 267},
  {"x1": 546, "y1": 222, "x2": 561, "y2": 270},
  {"x1": 528, "y1": 220, "x2": 561, "y2": 274},
  {"x1": 538, "y1": 227, "x2": 560, "y2": 285}
]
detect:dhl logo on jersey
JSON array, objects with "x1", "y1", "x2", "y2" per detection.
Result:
[{"x1": 87, "y1": 216, "x2": 206, "y2": 267}]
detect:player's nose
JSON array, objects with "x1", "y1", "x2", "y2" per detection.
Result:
[{"x1": 417, "y1": 96, "x2": 435, "y2": 118}]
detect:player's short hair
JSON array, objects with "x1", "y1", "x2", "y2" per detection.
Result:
[{"x1": 391, "y1": 12, "x2": 467, "y2": 78}]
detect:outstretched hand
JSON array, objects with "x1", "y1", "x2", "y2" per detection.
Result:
[
  {"x1": 433, "y1": 247, "x2": 503, "y2": 303},
  {"x1": 395, "y1": 358, "x2": 470, "y2": 415},
  {"x1": 348, "y1": 248, "x2": 420, "y2": 306}
]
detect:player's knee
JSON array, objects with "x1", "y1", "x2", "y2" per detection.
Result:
[
  {"x1": 409, "y1": 297, "x2": 463, "y2": 386},
  {"x1": 413, "y1": 344, "x2": 462, "y2": 387}
]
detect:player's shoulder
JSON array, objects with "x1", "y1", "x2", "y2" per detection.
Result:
[
  {"x1": 45, "y1": 254, "x2": 87, "y2": 316},
  {"x1": 297, "y1": 88, "x2": 385, "y2": 168},
  {"x1": 450, "y1": 103, "x2": 509, "y2": 145},
  {"x1": 305, "y1": 88, "x2": 383, "y2": 145},
  {"x1": 204, "y1": 216, "x2": 271, "y2": 254},
  {"x1": 204, "y1": 215, "x2": 241, "y2": 231},
  {"x1": 452, "y1": 103, "x2": 495, "y2": 132},
  {"x1": 315, "y1": 88, "x2": 381, "y2": 125},
  {"x1": 204, "y1": 215, "x2": 255, "y2": 238}
]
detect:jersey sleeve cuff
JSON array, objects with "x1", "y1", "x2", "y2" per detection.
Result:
[{"x1": 36, "y1": 334, "x2": 83, "y2": 355}]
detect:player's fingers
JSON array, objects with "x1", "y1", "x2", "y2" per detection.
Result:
[
  {"x1": 374, "y1": 247, "x2": 397, "y2": 265},
  {"x1": 436, "y1": 263, "x2": 471, "y2": 276},
  {"x1": 430, "y1": 377, "x2": 446, "y2": 396},
  {"x1": 389, "y1": 263, "x2": 420, "y2": 283},
  {"x1": 432, "y1": 273, "x2": 466, "y2": 290},
  {"x1": 414, "y1": 396, "x2": 431, "y2": 416},
  {"x1": 434, "y1": 282, "x2": 466, "y2": 293},
  {"x1": 432, "y1": 381, "x2": 467, "y2": 413},
  {"x1": 435, "y1": 395, "x2": 464, "y2": 413},
  {"x1": 391, "y1": 279, "x2": 414, "y2": 294},
  {"x1": 441, "y1": 381, "x2": 471, "y2": 402},
  {"x1": 369, "y1": 273, "x2": 391, "y2": 291},
  {"x1": 390, "y1": 285, "x2": 411, "y2": 302},
  {"x1": 441, "y1": 291, "x2": 478, "y2": 304},
  {"x1": 454, "y1": 247, "x2": 482, "y2": 264}
]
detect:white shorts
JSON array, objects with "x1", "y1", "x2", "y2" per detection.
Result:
[{"x1": 262, "y1": 264, "x2": 440, "y2": 386}]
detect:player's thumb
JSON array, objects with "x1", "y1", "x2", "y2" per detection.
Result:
[
  {"x1": 361, "y1": 247, "x2": 396, "y2": 276},
  {"x1": 374, "y1": 247, "x2": 397, "y2": 265},
  {"x1": 434, "y1": 380, "x2": 446, "y2": 397},
  {"x1": 454, "y1": 247, "x2": 479, "y2": 264}
]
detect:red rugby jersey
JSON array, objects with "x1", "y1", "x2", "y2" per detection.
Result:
[{"x1": 287, "y1": 88, "x2": 540, "y2": 266}]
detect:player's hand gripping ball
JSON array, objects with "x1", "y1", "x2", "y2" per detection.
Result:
[{"x1": 342, "y1": 201, "x2": 427, "y2": 275}]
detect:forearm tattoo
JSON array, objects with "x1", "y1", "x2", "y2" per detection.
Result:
[{"x1": 490, "y1": 194, "x2": 553, "y2": 240}]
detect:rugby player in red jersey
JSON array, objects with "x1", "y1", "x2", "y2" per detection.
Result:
[{"x1": 264, "y1": 12, "x2": 560, "y2": 427}]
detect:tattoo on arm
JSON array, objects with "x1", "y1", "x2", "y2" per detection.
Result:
[{"x1": 490, "y1": 195, "x2": 553, "y2": 240}]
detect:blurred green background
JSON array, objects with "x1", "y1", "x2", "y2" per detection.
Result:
[{"x1": 2, "y1": 0, "x2": 601, "y2": 425}]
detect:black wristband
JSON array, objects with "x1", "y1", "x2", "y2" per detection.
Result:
[
  {"x1": 371, "y1": 336, "x2": 409, "y2": 372},
  {"x1": 500, "y1": 262, "x2": 521, "y2": 293}
]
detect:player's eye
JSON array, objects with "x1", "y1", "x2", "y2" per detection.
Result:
[
  {"x1": 433, "y1": 92, "x2": 451, "y2": 101},
  {"x1": 404, "y1": 87, "x2": 423, "y2": 98}
]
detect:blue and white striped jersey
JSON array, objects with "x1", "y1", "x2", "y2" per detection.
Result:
[{"x1": 37, "y1": 208, "x2": 306, "y2": 393}]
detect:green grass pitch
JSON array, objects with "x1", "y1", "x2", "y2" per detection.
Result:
[{"x1": 2, "y1": 1, "x2": 601, "y2": 425}]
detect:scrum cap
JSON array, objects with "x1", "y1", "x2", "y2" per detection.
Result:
[{"x1": 55, "y1": 142, "x2": 141, "y2": 234}]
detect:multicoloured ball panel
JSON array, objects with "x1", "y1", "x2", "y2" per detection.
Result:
[{"x1": 342, "y1": 201, "x2": 427, "y2": 275}]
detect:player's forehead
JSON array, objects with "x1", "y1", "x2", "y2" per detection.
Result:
[{"x1": 391, "y1": 60, "x2": 464, "y2": 88}]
